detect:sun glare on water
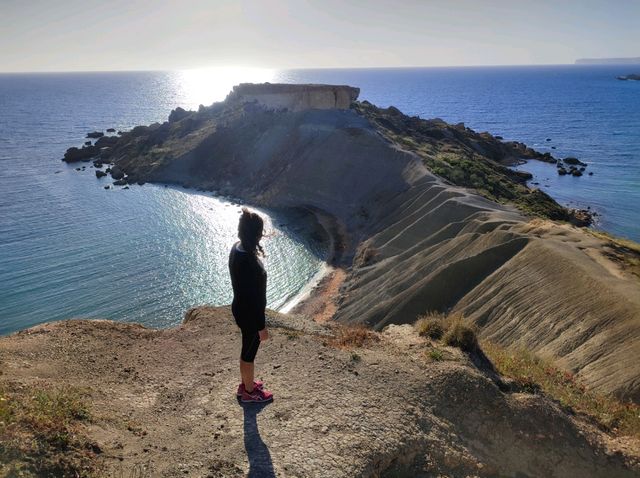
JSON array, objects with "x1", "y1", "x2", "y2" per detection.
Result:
[{"x1": 176, "y1": 66, "x2": 275, "y2": 109}]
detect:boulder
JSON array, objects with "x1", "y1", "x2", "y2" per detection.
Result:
[
  {"x1": 571, "y1": 169, "x2": 583, "y2": 177},
  {"x1": 95, "y1": 136, "x2": 119, "y2": 148},
  {"x1": 95, "y1": 170, "x2": 107, "y2": 178},
  {"x1": 558, "y1": 168, "x2": 568, "y2": 175},
  {"x1": 86, "y1": 131, "x2": 104, "y2": 139},
  {"x1": 113, "y1": 179, "x2": 127, "y2": 186},
  {"x1": 63, "y1": 145, "x2": 99, "y2": 163},
  {"x1": 386, "y1": 106, "x2": 402, "y2": 116},
  {"x1": 84, "y1": 141, "x2": 92, "y2": 146},
  {"x1": 168, "y1": 107, "x2": 190, "y2": 123},
  {"x1": 104, "y1": 185, "x2": 111, "y2": 190},
  {"x1": 110, "y1": 166, "x2": 125, "y2": 180},
  {"x1": 106, "y1": 128, "x2": 116, "y2": 133},
  {"x1": 563, "y1": 157, "x2": 586, "y2": 166},
  {"x1": 495, "y1": 135, "x2": 503, "y2": 140},
  {"x1": 99, "y1": 148, "x2": 112, "y2": 159}
]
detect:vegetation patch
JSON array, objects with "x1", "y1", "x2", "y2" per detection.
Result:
[
  {"x1": 415, "y1": 312, "x2": 478, "y2": 353},
  {"x1": 442, "y1": 316, "x2": 478, "y2": 352},
  {"x1": 588, "y1": 230, "x2": 640, "y2": 279},
  {"x1": 327, "y1": 323, "x2": 380, "y2": 349},
  {"x1": 354, "y1": 101, "x2": 583, "y2": 224},
  {"x1": 482, "y1": 341, "x2": 640, "y2": 439},
  {"x1": 0, "y1": 382, "x2": 100, "y2": 477},
  {"x1": 414, "y1": 312, "x2": 446, "y2": 340}
]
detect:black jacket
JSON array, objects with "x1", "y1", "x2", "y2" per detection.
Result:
[{"x1": 228, "y1": 242, "x2": 267, "y2": 331}]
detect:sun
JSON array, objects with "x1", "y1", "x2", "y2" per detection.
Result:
[{"x1": 176, "y1": 66, "x2": 275, "y2": 110}]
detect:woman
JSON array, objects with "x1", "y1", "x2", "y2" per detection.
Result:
[{"x1": 228, "y1": 208, "x2": 273, "y2": 403}]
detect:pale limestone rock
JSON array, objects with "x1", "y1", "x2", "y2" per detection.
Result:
[{"x1": 227, "y1": 83, "x2": 360, "y2": 112}]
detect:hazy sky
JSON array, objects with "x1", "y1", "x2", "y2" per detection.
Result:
[{"x1": 1, "y1": 0, "x2": 638, "y2": 72}]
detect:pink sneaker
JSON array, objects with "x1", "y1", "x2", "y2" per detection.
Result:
[
  {"x1": 240, "y1": 387, "x2": 273, "y2": 403},
  {"x1": 236, "y1": 380, "x2": 264, "y2": 397}
]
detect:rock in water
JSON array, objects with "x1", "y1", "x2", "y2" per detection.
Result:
[
  {"x1": 95, "y1": 170, "x2": 107, "y2": 178},
  {"x1": 63, "y1": 145, "x2": 99, "y2": 162},
  {"x1": 564, "y1": 157, "x2": 586, "y2": 166},
  {"x1": 106, "y1": 128, "x2": 116, "y2": 133},
  {"x1": 86, "y1": 131, "x2": 104, "y2": 139},
  {"x1": 110, "y1": 165, "x2": 125, "y2": 180}
]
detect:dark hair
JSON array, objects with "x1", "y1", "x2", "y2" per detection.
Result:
[{"x1": 238, "y1": 207, "x2": 264, "y2": 256}]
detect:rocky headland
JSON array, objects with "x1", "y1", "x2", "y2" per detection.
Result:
[{"x1": 2, "y1": 83, "x2": 640, "y2": 476}]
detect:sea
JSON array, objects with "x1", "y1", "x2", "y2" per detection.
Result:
[{"x1": 1, "y1": 65, "x2": 638, "y2": 334}]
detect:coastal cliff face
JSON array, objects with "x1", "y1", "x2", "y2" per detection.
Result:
[
  {"x1": 226, "y1": 83, "x2": 360, "y2": 111},
  {"x1": 61, "y1": 84, "x2": 640, "y2": 402}
]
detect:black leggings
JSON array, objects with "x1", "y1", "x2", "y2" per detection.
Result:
[{"x1": 240, "y1": 329, "x2": 261, "y2": 363}]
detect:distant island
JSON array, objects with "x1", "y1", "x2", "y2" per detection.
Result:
[
  {"x1": 617, "y1": 73, "x2": 640, "y2": 81},
  {"x1": 575, "y1": 56, "x2": 640, "y2": 65}
]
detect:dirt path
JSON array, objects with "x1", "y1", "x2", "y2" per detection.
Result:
[{"x1": 1, "y1": 306, "x2": 638, "y2": 477}]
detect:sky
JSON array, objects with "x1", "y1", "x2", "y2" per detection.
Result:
[{"x1": 1, "y1": 0, "x2": 638, "y2": 72}]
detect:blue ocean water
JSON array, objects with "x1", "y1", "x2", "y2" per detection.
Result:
[{"x1": 1, "y1": 66, "x2": 638, "y2": 334}]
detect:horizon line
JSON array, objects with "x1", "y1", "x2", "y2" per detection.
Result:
[{"x1": 0, "y1": 61, "x2": 615, "y2": 75}]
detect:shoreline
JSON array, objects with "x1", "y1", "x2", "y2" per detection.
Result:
[
  {"x1": 277, "y1": 207, "x2": 348, "y2": 318},
  {"x1": 281, "y1": 208, "x2": 349, "y2": 321}
]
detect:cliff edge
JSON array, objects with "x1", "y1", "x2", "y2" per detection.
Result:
[{"x1": 1, "y1": 307, "x2": 638, "y2": 477}]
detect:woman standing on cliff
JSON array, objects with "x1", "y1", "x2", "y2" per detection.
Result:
[{"x1": 229, "y1": 208, "x2": 273, "y2": 403}]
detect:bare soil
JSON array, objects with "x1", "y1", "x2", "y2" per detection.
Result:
[{"x1": 1, "y1": 306, "x2": 638, "y2": 477}]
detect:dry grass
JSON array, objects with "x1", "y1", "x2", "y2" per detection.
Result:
[
  {"x1": 414, "y1": 312, "x2": 446, "y2": 340},
  {"x1": 442, "y1": 315, "x2": 478, "y2": 352},
  {"x1": 0, "y1": 382, "x2": 100, "y2": 477},
  {"x1": 415, "y1": 312, "x2": 478, "y2": 352},
  {"x1": 483, "y1": 341, "x2": 640, "y2": 439},
  {"x1": 327, "y1": 323, "x2": 380, "y2": 349},
  {"x1": 588, "y1": 229, "x2": 640, "y2": 278}
]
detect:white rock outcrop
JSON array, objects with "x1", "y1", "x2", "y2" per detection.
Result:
[{"x1": 227, "y1": 83, "x2": 360, "y2": 112}]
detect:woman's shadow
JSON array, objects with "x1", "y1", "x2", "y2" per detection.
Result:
[{"x1": 238, "y1": 400, "x2": 276, "y2": 478}]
